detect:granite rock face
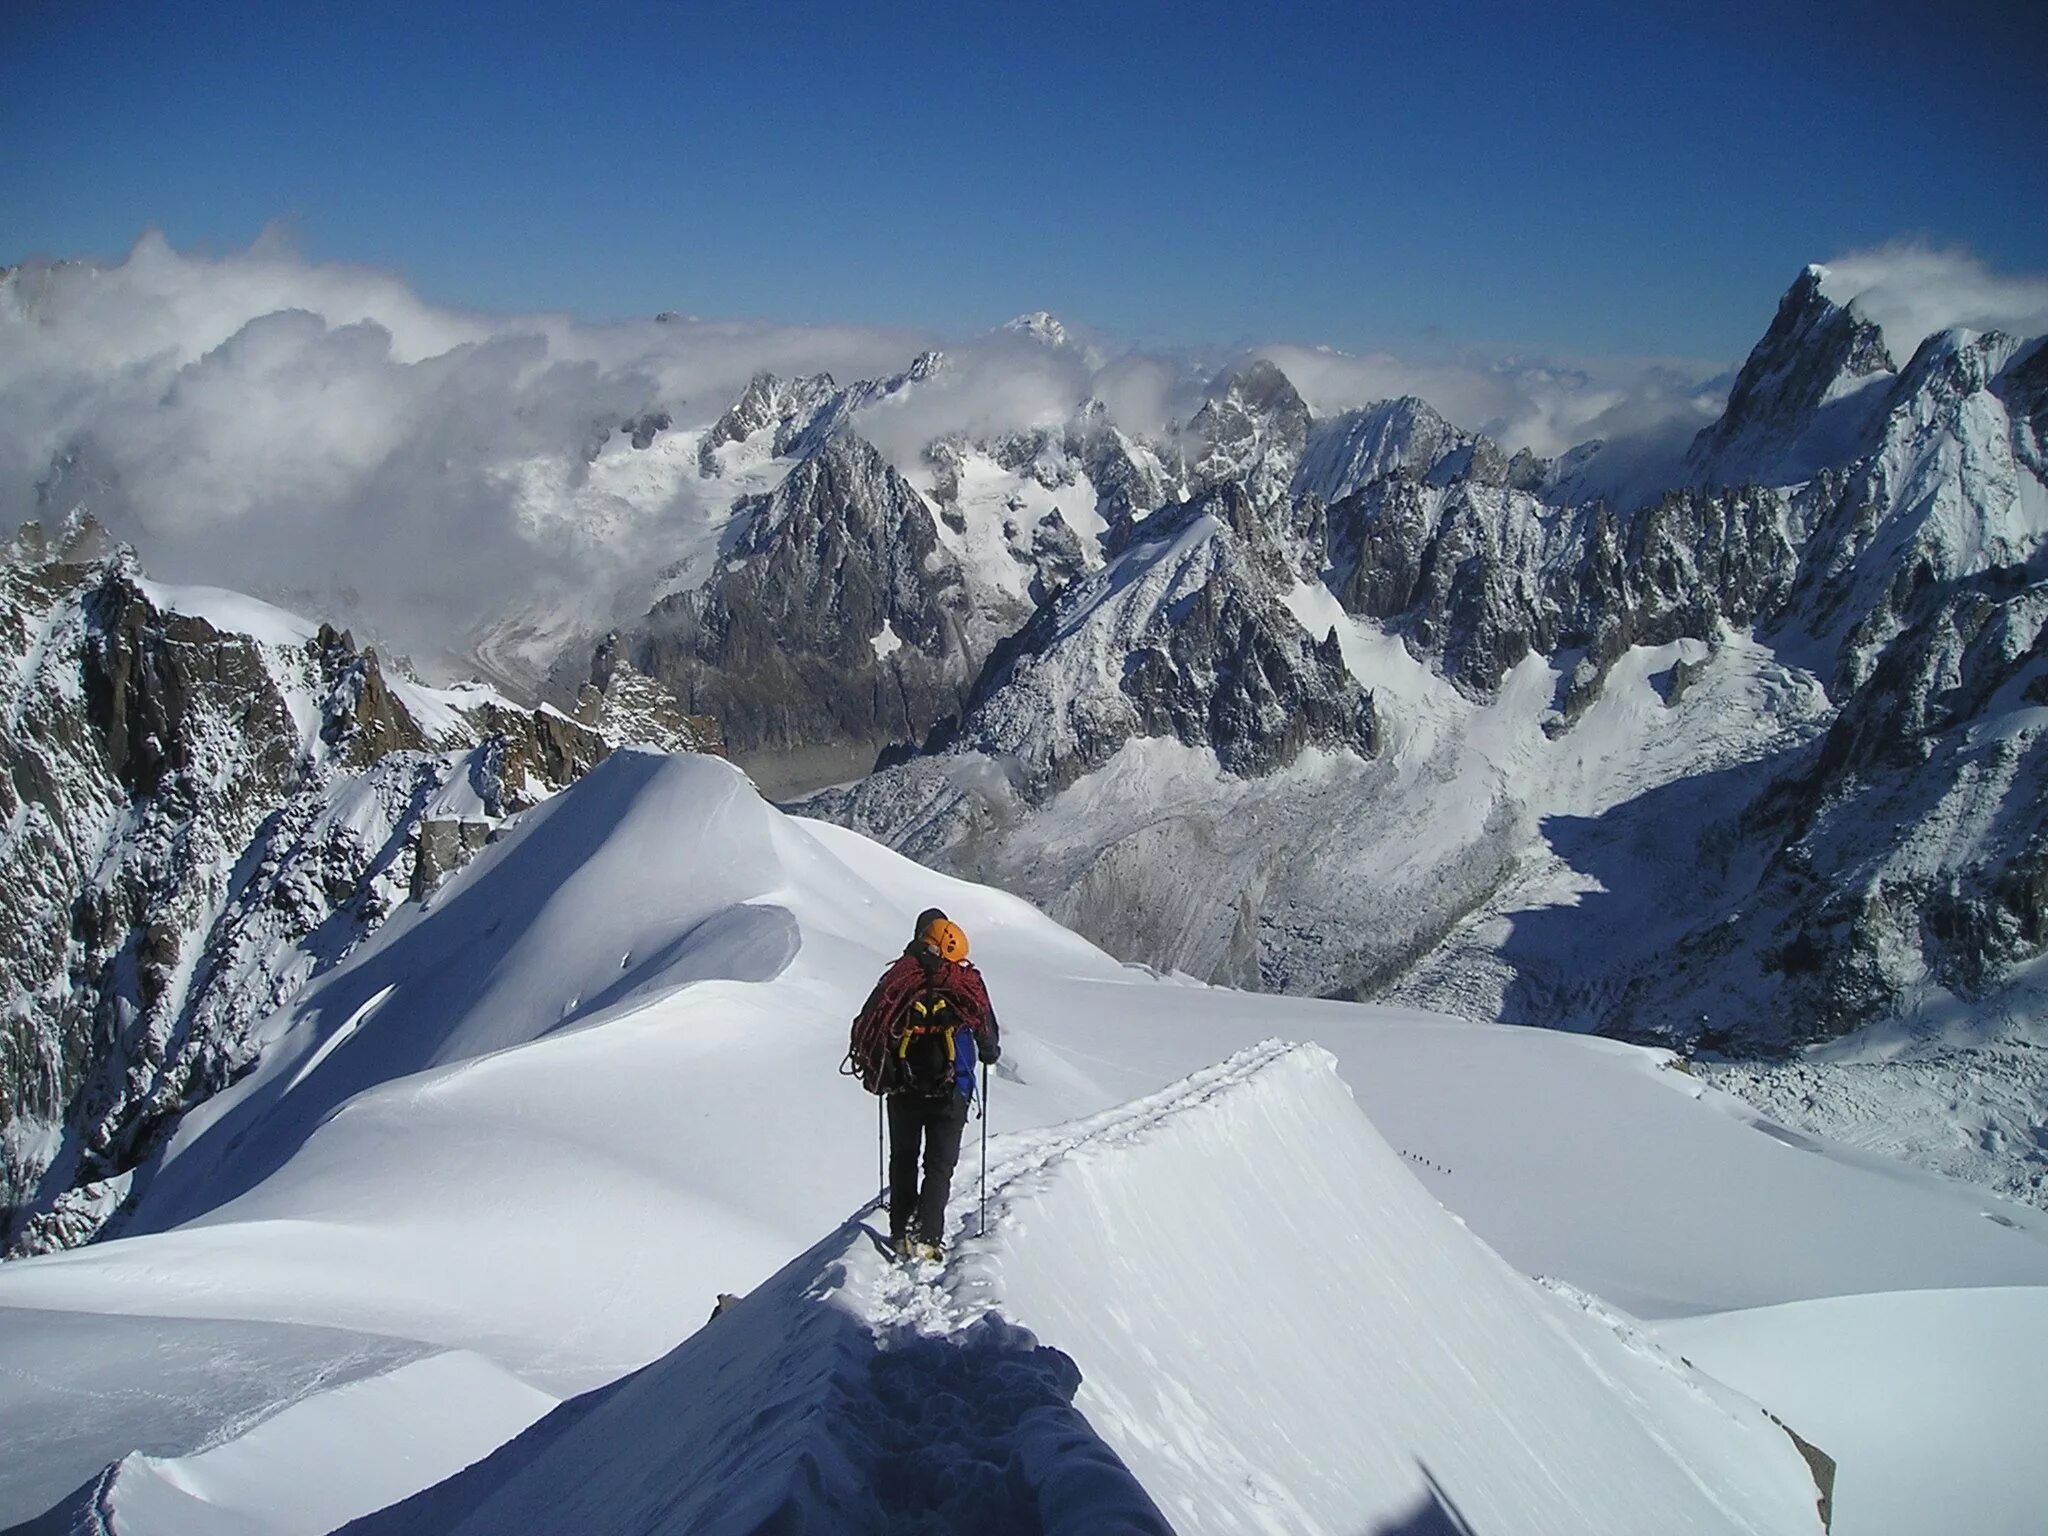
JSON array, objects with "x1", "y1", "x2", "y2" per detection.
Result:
[
  {"x1": 618, "y1": 433, "x2": 984, "y2": 762},
  {"x1": 946, "y1": 483, "x2": 1377, "y2": 800},
  {"x1": 0, "y1": 534, "x2": 641, "y2": 1254}
]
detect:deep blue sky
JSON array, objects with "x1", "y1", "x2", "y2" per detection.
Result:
[{"x1": 5, "y1": 0, "x2": 2042, "y2": 362}]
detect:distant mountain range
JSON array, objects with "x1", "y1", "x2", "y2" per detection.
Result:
[{"x1": 5, "y1": 264, "x2": 2044, "y2": 1249}]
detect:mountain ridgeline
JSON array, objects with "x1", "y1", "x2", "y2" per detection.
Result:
[
  {"x1": 593, "y1": 266, "x2": 2045, "y2": 1054},
  {"x1": 5, "y1": 263, "x2": 2045, "y2": 1252}
]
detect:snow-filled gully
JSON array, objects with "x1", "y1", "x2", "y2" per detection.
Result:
[{"x1": 340, "y1": 1043, "x2": 1828, "y2": 1536}]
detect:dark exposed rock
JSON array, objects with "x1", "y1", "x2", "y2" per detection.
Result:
[
  {"x1": 412, "y1": 818, "x2": 493, "y2": 899},
  {"x1": 696, "y1": 356, "x2": 941, "y2": 479},
  {"x1": 1598, "y1": 575, "x2": 2048, "y2": 1052},
  {"x1": 621, "y1": 434, "x2": 983, "y2": 761},
  {"x1": 1996, "y1": 337, "x2": 2048, "y2": 482},
  {"x1": 947, "y1": 484, "x2": 1376, "y2": 799},
  {"x1": 1121, "y1": 581, "x2": 1376, "y2": 780},
  {"x1": 0, "y1": 546, "x2": 633, "y2": 1254},
  {"x1": 1188, "y1": 360, "x2": 1311, "y2": 509},
  {"x1": 578, "y1": 639, "x2": 726, "y2": 756},
  {"x1": 1319, "y1": 471, "x2": 1798, "y2": 699},
  {"x1": 1686, "y1": 264, "x2": 1895, "y2": 488}
]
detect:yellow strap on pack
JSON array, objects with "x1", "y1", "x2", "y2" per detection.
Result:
[{"x1": 896, "y1": 1017, "x2": 957, "y2": 1065}]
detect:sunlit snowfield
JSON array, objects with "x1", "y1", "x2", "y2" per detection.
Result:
[{"x1": 4, "y1": 753, "x2": 2043, "y2": 1534}]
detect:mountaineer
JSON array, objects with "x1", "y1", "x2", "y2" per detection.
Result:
[{"x1": 844, "y1": 907, "x2": 1001, "y2": 1261}]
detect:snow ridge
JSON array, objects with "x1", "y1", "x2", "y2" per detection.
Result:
[{"x1": 341, "y1": 1039, "x2": 1825, "y2": 1536}]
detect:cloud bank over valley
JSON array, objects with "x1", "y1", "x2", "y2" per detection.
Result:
[{"x1": 5, "y1": 231, "x2": 2042, "y2": 680}]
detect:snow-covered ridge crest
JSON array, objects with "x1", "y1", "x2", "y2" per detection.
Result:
[
  {"x1": 337, "y1": 1041, "x2": 1828, "y2": 1535},
  {"x1": 5, "y1": 746, "x2": 2045, "y2": 1531}
]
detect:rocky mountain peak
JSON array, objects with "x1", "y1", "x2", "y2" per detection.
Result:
[
  {"x1": 910, "y1": 477, "x2": 1375, "y2": 801},
  {"x1": 1892, "y1": 325, "x2": 2024, "y2": 408},
  {"x1": 696, "y1": 370, "x2": 844, "y2": 473},
  {"x1": 618, "y1": 430, "x2": 988, "y2": 772},
  {"x1": 1687, "y1": 265, "x2": 1897, "y2": 488},
  {"x1": 1188, "y1": 360, "x2": 1311, "y2": 507},
  {"x1": 1296, "y1": 395, "x2": 1471, "y2": 503}
]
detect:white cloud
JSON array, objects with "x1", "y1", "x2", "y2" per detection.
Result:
[
  {"x1": 1818, "y1": 242, "x2": 2048, "y2": 360},
  {"x1": 13, "y1": 231, "x2": 2031, "y2": 682},
  {"x1": 1254, "y1": 343, "x2": 1729, "y2": 461},
  {"x1": 0, "y1": 231, "x2": 927, "y2": 669}
]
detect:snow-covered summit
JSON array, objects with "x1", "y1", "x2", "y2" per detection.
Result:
[{"x1": 1001, "y1": 310, "x2": 1072, "y2": 347}]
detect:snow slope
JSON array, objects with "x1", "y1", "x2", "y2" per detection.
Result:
[
  {"x1": 25, "y1": 1352, "x2": 556, "y2": 1536},
  {"x1": 342, "y1": 1044, "x2": 1823, "y2": 1536},
  {"x1": 1660, "y1": 1288, "x2": 2048, "y2": 1536},
  {"x1": 2, "y1": 752, "x2": 2044, "y2": 1532}
]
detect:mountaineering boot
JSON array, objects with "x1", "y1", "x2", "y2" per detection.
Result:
[
  {"x1": 887, "y1": 1226, "x2": 911, "y2": 1259},
  {"x1": 912, "y1": 1238, "x2": 944, "y2": 1264}
]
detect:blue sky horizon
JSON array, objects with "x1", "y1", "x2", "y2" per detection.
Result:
[{"x1": 5, "y1": 0, "x2": 2043, "y2": 366}]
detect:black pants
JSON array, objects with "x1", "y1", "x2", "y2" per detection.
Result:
[{"x1": 887, "y1": 1091, "x2": 968, "y2": 1244}]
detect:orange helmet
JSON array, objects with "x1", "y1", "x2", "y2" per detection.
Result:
[{"x1": 921, "y1": 917, "x2": 969, "y2": 963}]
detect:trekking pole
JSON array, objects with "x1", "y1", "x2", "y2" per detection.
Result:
[{"x1": 979, "y1": 1060, "x2": 990, "y2": 1237}]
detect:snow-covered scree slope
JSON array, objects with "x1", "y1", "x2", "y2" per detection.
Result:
[
  {"x1": 342, "y1": 1044, "x2": 1822, "y2": 1536},
  {"x1": 2, "y1": 753, "x2": 2045, "y2": 1533}
]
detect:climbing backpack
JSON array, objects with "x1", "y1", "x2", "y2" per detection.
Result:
[
  {"x1": 893, "y1": 993, "x2": 959, "y2": 1098},
  {"x1": 844, "y1": 952, "x2": 985, "y2": 1096}
]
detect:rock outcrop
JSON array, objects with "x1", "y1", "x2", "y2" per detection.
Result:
[
  {"x1": 0, "y1": 534, "x2": 647, "y2": 1254},
  {"x1": 618, "y1": 433, "x2": 984, "y2": 762}
]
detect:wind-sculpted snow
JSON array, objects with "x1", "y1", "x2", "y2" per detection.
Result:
[
  {"x1": 0, "y1": 1308, "x2": 434, "y2": 1523},
  {"x1": 1659, "y1": 1285, "x2": 2048, "y2": 1536},
  {"x1": 953, "y1": 1042, "x2": 1831, "y2": 1534},
  {"x1": 20, "y1": 1347, "x2": 556, "y2": 1536},
  {"x1": 341, "y1": 1043, "x2": 1826, "y2": 1536},
  {"x1": 4, "y1": 753, "x2": 2046, "y2": 1530},
  {"x1": 124, "y1": 753, "x2": 810, "y2": 1231}
]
